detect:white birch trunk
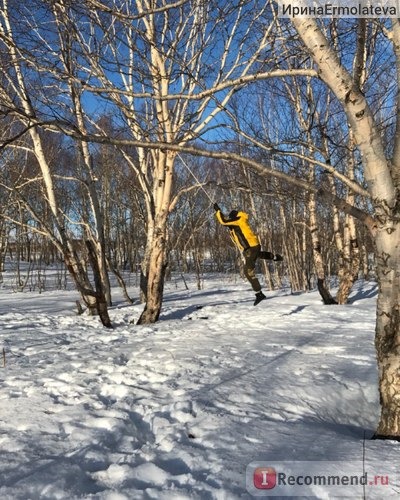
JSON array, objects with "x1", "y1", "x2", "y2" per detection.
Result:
[
  {"x1": 293, "y1": 17, "x2": 400, "y2": 438},
  {"x1": 137, "y1": 151, "x2": 175, "y2": 324}
]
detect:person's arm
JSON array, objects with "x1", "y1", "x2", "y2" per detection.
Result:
[
  {"x1": 214, "y1": 204, "x2": 241, "y2": 225},
  {"x1": 216, "y1": 211, "x2": 241, "y2": 225}
]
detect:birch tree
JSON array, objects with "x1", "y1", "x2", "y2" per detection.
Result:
[
  {"x1": 291, "y1": 17, "x2": 400, "y2": 439},
  {"x1": 60, "y1": 0, "x2": 315, "y2": 324},
  {"x1": 0, "y1": 0, "x2": 112, "y2": 326}
]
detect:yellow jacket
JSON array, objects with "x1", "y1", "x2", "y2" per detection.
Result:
[{"x1": 215, "y1": 210, "x2": 260, "y2": 251}]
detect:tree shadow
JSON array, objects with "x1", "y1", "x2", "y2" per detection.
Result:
[
  {"x1": 348, "y1": 283, "x2": 378, "y2": 304},
  {"x1": 160, "y1": 304, "x2": 206, "y2": 321},
  {"x1": 162, "y1": 288, "x2": 233, "y2": 303},
  {"x1": 160, "y1": 296, "x2": 251, "y2": 321},
  {"x1": 280, "y1": 305, "x2": 309, "y2": 316}
]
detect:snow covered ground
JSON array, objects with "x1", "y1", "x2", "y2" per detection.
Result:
[{"x1": 0, "y1": 272, "x2": 399, "y2": 499}]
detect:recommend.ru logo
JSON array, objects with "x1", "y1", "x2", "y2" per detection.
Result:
[{"x1": 246, "y1": 461, "x2": 396, "y2": 497}]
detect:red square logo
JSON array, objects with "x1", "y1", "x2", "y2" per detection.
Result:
[{"x1": 253, "y1": 467, "x2": 277, "y2": 489}]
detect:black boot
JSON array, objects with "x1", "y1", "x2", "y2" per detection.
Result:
[{"x1": 254, "y1": 291, "x2": 266, "y2": 306}]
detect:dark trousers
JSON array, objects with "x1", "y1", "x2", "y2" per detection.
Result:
[
  {"x1": 242, "y1": 245, "x2": 275, "y2": 292},
  {"x1": 243, "y1": 245, "x2": 262, "y2": 292}
]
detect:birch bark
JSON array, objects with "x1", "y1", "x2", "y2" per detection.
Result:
[{"x1": 293, "y1": 17, "x2": 400, "y2": 438}]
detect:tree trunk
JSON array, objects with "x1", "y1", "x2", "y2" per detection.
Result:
[
  {"x1": 329, "y1": 176, "x2": 360, "y2": 305},
  {"x1": 336, "y1": 213, "x2": 360, "y2": 304},
  {"x1": 335, "y1": 132, "x2": 360, "y2": 304},
  {"x1": 137, "y1": 151, "x2": 174, "y2": 324},
  {"x1": 375, "y1": 21, "x2": 400, "y2": 437},
  {"x1": 109, "y1": 264, "x2": 134, "y2": 305},
  {"x1": 86, "y1": 240, "x2": 112, "y2": 328},
  {"x1": 292, "y1": 17, "x2": 400, "y2": 438},
  {"x1": 137, "y1": 224, "x2": 169, "y2": 324},
  {"x1": 64, "y1": 247, "x2": 97, "y2": 316},
  {"x1": 309, "y1": 174, "x2": 337, "y2": 305},
  {"x1": 374, "y1": 222, "x2": 400, "y2": 438}
]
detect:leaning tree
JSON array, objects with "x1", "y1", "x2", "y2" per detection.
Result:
[
  {"x1": 290, "y1": 17, "x2": 400, "y2": 439},
  {"x1": 0, "y1": 0, "x2": 112, "y2": 326}
]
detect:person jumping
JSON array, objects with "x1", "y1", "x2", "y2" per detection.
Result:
[{"x1": 214, "y1": 204, "x2": 283, "y2": 306}]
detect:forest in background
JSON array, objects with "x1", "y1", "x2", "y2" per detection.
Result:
[{"x1": 0, "y1": 153, "x2": 375, "y2": 297}]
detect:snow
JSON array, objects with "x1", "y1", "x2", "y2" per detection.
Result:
[{"x1": 0, "y1": 273, "x2": 399, "y2": 499}]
